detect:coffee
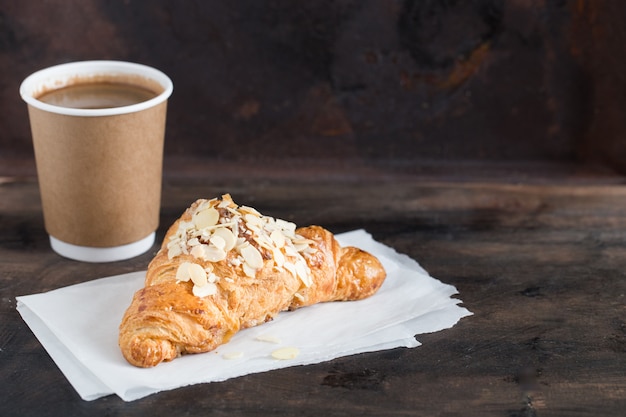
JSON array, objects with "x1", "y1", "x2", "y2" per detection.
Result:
[{"x1": 37, "y1": 82, "x2": 158, "y2": 109}]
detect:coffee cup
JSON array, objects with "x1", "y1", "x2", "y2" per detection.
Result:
[{"x1": 20, "y1": 60, "x2": 173, "y2": 262}]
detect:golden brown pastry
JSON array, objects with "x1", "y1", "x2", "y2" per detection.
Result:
[{"x1": 119, "y1": 194, "x2": 386, "y2": 367}]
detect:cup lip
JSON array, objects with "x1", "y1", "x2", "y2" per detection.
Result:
[{"x1": 19, "y1": 60, "x2": 173, "y2": 117}]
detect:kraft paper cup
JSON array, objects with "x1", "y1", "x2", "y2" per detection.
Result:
[{"x1": 20, "y1": 61, "x2": 173, "y2": 262}]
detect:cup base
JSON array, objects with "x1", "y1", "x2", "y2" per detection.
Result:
[{"x1": 49, "y1": 233, "x2": 155, "y2": 263}]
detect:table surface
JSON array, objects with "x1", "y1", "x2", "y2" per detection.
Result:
[{"x1": 1, "y1": 170, "x2": 625, "y2": 417}]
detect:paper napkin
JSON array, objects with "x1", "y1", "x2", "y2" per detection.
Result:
[{"x1": 16, "y1": 230, "x2": 472, "y2": 401}]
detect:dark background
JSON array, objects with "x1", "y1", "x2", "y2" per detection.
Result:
[
  {"x1": 2, "y1": 3, "x2": 626, "y2": 415},
  {"x1": 1, "y1": 0, "x2": 625, "y2": 179}
]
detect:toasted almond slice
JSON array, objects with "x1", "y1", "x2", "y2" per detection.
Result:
[
  {"x1": 240, "y1": 244, "x2": 263, "y2": 269},
  {"x1": 270, "y1": 230, "x2": 286, "y2": 248},
  {"x1": 271, "y1": 347, "x2": 300, "y2": 360},
  {"x1": 244, "y1": 213, "x2": 262, "y2": 226},
  {"x1": 226, "y1": 207, "x2": 240, "y2": 217},
  {"x1": 293, "y1": 242, "x2": 311, "y2": 252},
  {"x1": 204, "y1": 245, "x2": 227, "y2": 262},
  {"x1": 283, "y1": 262, "x2": 296, "y2": 278},
  {"x1": 179, "y1": 220, "x2": 195, "y2": 231},
  {"x1": 188, "y1": 263, "x2": 208, "y2": 286},
  {"x1": 254, "y1": 235, "x2": 275, "y2": 253},
  {"x1": 213, "y1": 227, "x2": 236, "y2": 251},
  {"x1": 242, "y1": 262, "x2": 256, "y2": 278},
  {"x1": 284, "y1": 245, "x2": 299, "y2": 257},
  {"x1": 190, "y1": 244, "x2": 206, "y2": 259},
  {"x1": 175, "y1": 262, "x2": 192, "y2": 281},
  {"x1": 247, "y1": 223, "x2": 262, "y2": 236},
  {"x1": 194, "y1": 199, "x2": 211, "y2": 211},
  {"x1": 168, "y1": 244, "x2": 182, "y2": 259},
  {"x1": 295, "y1": 261, "x2": 312, "y2": 287},
  {"x1": 193, "y1": 282, "x2": 217, "y2": 297},
  {"x1": 272, "y1": 247, "x2": 285, "y2": 267},
  {"x1": 276, "y1": 218, "x2": 296, "y2": 234},
  {"x1": 241, "y1": 205, "x2": 262, "y2": 216},
  {"x1": 292, "y1": 238, "x2": 314, "y2": 250},
  {"x1": 193, "y1": 207, "x2": 220, "y2": 229},
  {"x1": 217, "y1": 199, "x2": 232, "y2": 209},
  {"x1": 209, "y1": 234, "x2": 226, "y2": 250}
]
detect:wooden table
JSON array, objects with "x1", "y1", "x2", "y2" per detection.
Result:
[{"x1": 2, "y1": 167, "x2": 625, "y2": 416}]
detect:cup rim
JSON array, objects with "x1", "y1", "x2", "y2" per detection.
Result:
[{"x1": 19, "y1": 60, "x2": 173, "y2": 117}]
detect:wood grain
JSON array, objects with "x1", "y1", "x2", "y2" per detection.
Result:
[{"x1": 1, "y1": 175, "x2": 625, "y2": 416}]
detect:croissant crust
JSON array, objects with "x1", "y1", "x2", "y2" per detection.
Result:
[{"x1": 119, "y1": 194, "x2": 386, "y2": 367}]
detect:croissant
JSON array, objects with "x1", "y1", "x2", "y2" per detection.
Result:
[{"x1": 118, "y1": 194, "x2": 386, "y2": 367}]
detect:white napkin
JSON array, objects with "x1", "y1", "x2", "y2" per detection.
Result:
[{"x1": 16, "y1": 230, "x2": 472, "y2": 402}]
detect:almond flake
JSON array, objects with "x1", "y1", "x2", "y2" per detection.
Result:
[
  {"x1": 226, "y1": 207, "x2": 240, "y2": 217},
  {"x1": 168, "y1": 245, "x2": 182, "y2": 259},
  {"x1": 242, "y1": 262, "x2": 257, "y2": 278},
  {"x1": 192, "y1": 281, "x2": 217, "y2": 297},
  {"x1": 175, "y1": 262, "x2": 192, "y2": 282},
  {"x1": 190, "y1": 244, "x2": 206, "y2": 259},
  {"x1": 270, "y1": 230, "x2": 286, "y2": 248},
  {"x1": 293, "y1": 243, "x2": 311, "y2": 252},
  {"x1": 295, "y1": 261, "x2": 312, "y2": 287},
  {"x1": 271, "y1": 347, "x2": 300, "y2": 360},
  {"x1": 204, "y1": 245, "x2": 227, "y2": 262},
  {"x1": 240, "y1": 244, "x2": 263, "y2": 269},
  {"x1": 193, "y1": 207, "x2": 220, "y2": 229},
  {"x1": 275, "y1": 218, "x2": 295, "y2": 233},
  {"x1": 179, "y1": 220, "x2": 194, "y2": 231},
  {"x1": 244, "y1": 213, "x2": 262, "y2": 226},
  {"x1": 284, "y1": 246, "x2": 299, "y2": 257},
  {"x1": 188, "y1": 263, "x2": 208, "y2": 286},
  {"x1": 254, "y1": 235, "x2": 274, "y2": 252},
  {"x1": 247, "y1": 223, "x2": 262, "y2": 235},
  {"x1": 218, "y1": 199, "x2": 232, "y2": 209},
  {"x1": 272, "y1": 247, "x2": 285, "y2": 267},
  {"x1": 241, "y1": 205, "x2": 261, "y2": 216},
  {"x1": 283, "y1": 262, "x2": 296, "y2": 278},
  {"x1": 210, "y1": 234, "x2": 226, "y2": 250},
  {"x1": 213, "y1": 228, "x2": 236, "y2": 251}
]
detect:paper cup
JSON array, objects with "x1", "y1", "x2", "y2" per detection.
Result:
[{"x1": 20, "y1": 61, "x2": 173, "y2": 262}]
